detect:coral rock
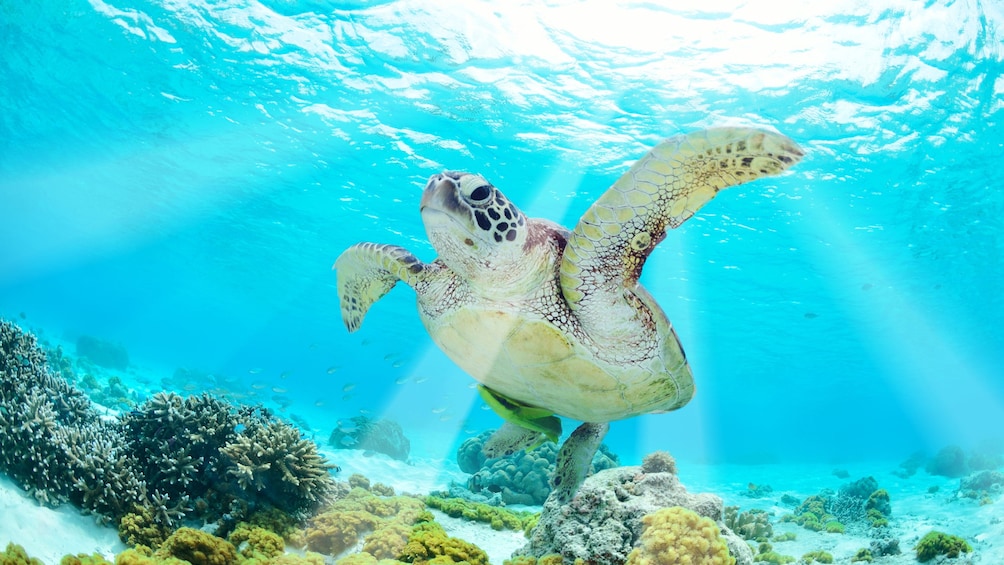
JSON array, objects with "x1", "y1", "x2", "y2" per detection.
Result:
[{"x1": 518, "y1": 463, "x2": 752, "y2": 565}]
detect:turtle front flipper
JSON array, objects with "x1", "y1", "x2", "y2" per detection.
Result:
[
  {"x1": 550, "y1": 421, "x2": 609, "y2": 503},
  {"x1": 559, "y1": 128, "x2": 803, "y2": 338},
  {"x1": 333, "y1": 242, "x2": 427, "y2": 332}
]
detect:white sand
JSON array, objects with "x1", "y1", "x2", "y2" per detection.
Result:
[{"x1": 1, "y1": 454, "x2": 1001, "y2": 564}]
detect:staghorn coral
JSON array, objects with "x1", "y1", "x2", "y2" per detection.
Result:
[
  {"x1": 221, "y1": 416, "x2": 337, "y2": 516},
  {"x1": 455, "y1": 430, "x2": 618, "y2": 506},
  {"x1": 520, "y1": 456, "x2": 751, "y2": 565},
  {"x1": 625, "y1": 507, "x2": 736, "y2": 565}
]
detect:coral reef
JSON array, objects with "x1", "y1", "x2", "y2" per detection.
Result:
[
  {"x1": 914, "y1": 531, "x2": 971, "y2": 562},
  {"x1": 76, "y1": 335, "x2": 130, "y2": 371},
  {"x1": 959, "y1": 469, "x2": 1004, "y2": 500},
  {"x1": 329, "y1": 416, "x2": 410, "y2": 461},
  {"x1": 454, "y1": 430, "x2": 618, "y2": 506},
  {"x1": 800, "y1": 550, "x2": 832, "y2": 563},
  {"x1": 625, "y1": 506, "x2": 736, "y2": 565},
  {"x1": 297, "y1": 487, "x2": 425, "y2": 557},
  {"x1": 518, "y1": 455, "x2": 752, "y2": 565},
  {"x1": 1, "y1": 319, "x2": 338, "y2": 533},
  {"x1": 751, "y1": 543, "x2": 793, "y2": 564}
]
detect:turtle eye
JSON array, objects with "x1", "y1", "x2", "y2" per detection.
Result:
[{"x1": 469, "y1": 185, "x2": 490, "y2": 202}]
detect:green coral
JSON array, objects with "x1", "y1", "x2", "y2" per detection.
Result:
[
  {"x1": 362, "y1": 521, "x2": 413, "y2": 560},
  {"x1": 503, "y1": 556, "x2": 564, "y2": 565},
  {"x1": 724, "y1": 506, "x2": 773, "y2": 542},
  {"x1": 1, "y1": 543, "x2": 44, "y2": 565},
  {"x1": 823, "y1": 520, "x2": 844, "y2": 534},
  {"x1": 915, "y1": 531, "x2": 972, "y2": 562},
  {"x1": 754, "y1": 544, "x2": 794, "y2": 564},
  {"x1": 850, "y1": 548, "x2": 873, "y2": 563},
  {"x1": 625, "y1": 507, "x2": 736, "y2": 565},
  {"x1": 424, "y1": 496, "x2": 536, "y2": 532},
  {"x1": 398, "y1": 522, "x2": 489, "y2": 565},
  {"x1": 298, "y1": 489, "x2": 426, "y2": 556},
  {"x1": 800, "y1": 550, "x2": 832, "y2": 563},
  {"x1": 771, "y1": 532, "x2": 796, "y2": 542}
]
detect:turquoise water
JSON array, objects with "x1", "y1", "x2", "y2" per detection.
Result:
[{"x1": 1, "y1": 0, "x2": 1003, "y2": 468}]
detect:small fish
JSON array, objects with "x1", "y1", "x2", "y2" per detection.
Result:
[
  {"x1": 383, "y1": 353, "x2": 396, "y2": 361},
  {"x1": 395, "y1": 377, "x2": 408, "y2": 385},
  {"x1": 431, "y1": 407, "x2": 446, "y2": 414},
  {"x1": 804, "y1": 312, "x2": 818, "y2": 319},
  {"x1": 359, "y1": 409, "x2": 370, "y2": 415},
  {"x1": 342, "y1": 383, "x2": 356, "y2": 392},
  {"x1": 415, "y1": 376, "x2": 428, "y2": 384},
  {"x1": 251, "y1": 383, "x2": 266, "y2": 390},
  {"x1": 439, "y1": 415, "x2": 451, "y2": 422},
  {"x1": 315, "y1": 401, "x2": 325, "y2": 407},
  {"x1": 361, "y1": 338, "x2": 371, "y2": 346},
  {"x1": 392, "y1": 360, "x2": 405, "y2": 368},
  {"x1": 339, "y1": 436, "x2": 358, "y2": 447},
  {"x1": 342, "y1": 394, "x2": 353, "y2": 401},
  {"x1": 308, "y1": 343, "x2": 320, "y2": 350},
  {"x1": 249, "y1": 368, "x2": 263, "y2": 374},
  {"x1": 272, "y1": 387, "x2": 287, "y2": 394},
  {"x1": 18, "y1": 312, "x2": 26, "y2": 319},
  {"x1": 326, "y1": 366, "x2": 339, "y2": 374},
  {"x1": 280, "y1": 371, "x2": 292, "y2": 379}
]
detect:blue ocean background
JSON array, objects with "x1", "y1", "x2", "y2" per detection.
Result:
[{"x1": 2, "y1": 0, "x2": 1003, "y2": 469}]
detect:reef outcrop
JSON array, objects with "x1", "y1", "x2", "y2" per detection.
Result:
[
  {"x1": 328, "y1": 416, "x2": 410, "y2": 461},
  {"x1": 517, "y1": 451, "x2": 752, "y2": 565},
  {"x1": 455, "y1": 429, "x2": 619, "y2": 505}
]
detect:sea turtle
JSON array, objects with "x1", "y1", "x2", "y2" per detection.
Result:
[{"x1": 334, "y1": 127, "x2": 803, "y2": 501}]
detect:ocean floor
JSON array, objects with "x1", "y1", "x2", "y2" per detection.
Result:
[{"x1": 1, "y1": 448, "x2": 1000, "y2": 564}]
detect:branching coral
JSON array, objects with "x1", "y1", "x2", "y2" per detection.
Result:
[
  {"x1": 625, "y1": 507, "x2": 736, "y2": 565},
  {"x1": 221, "y1": 417, "x2": 337, "y2": 516}
]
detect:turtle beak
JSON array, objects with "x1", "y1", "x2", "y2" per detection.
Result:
[{"x1": 420, "y1": 172, "x2": 462, "y2": 214}]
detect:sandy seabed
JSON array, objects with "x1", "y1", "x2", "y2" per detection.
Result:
[{"x1": 1, "y1": 450, "x2": 1001, "y2": 564}]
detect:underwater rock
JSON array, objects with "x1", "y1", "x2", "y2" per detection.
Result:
[
  {"x1": 926, "y1": 445, "x2": 969, "y2": 478},
  {"x1": 328, "y1": 415, "x2": 410, "y2": 461},
  {"x1": 518, "y1": 456, "x2": 753, "y2": 565},
  {"x1": 456, "y1": 429, "x2": 618, "y2": 506},
  {"x1": 75, "y1": 335, "x2": 129, "y2": 370}
]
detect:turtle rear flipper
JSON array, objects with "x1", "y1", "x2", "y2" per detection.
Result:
[
  {"x1": 333, "y1": 242, "x2": 428, "y2": 332},
  {"x1": 550, "y1": 421, "x2": 609, "y2": 503},
  {"x1": 559, "y1": 128, "x2": 804, "y2": 342}
]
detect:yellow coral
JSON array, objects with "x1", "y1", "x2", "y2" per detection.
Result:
[
  {"x1": 303, "y1": 510, "x2": 380, "y2": 555},
  {"x1": 154, "y1": 527, "x2": 239, "y2": 565},
  {"x1": 363, "y1": 521, "x2": 413, "y2": 559},
  {"x1": 1, "y1": 543, "x2": 44, "y2": 565},
  {"x1": 398, "y1": 522, "x2": 488, "y2": 565},
  {"x1": 625, "y1": 507, "x2": 736, "y2": 565},
  {"x1": 61, "y1": 554, "x2": 113, "y2": 565},
  {"x1": 118, "y1": 507, "x2": 170, "y2": 549},
  {"x1": 228, "y1": 524, "x2": 285, "y2": 559},
  {"x1": 272, "y1": 553, "x2": 326, "y2": 565}
]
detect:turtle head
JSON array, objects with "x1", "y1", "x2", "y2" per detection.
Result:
[{"x1": 420, "y1": 171, "x2": 530, "y2": 278}]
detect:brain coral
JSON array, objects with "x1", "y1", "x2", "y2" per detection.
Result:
[
  {"x1": 456, "y1": 430, "x2": 619, "y2": 505},
  {"x1": 626, "y1": 507, "x2": 736, "y2": 565}
]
